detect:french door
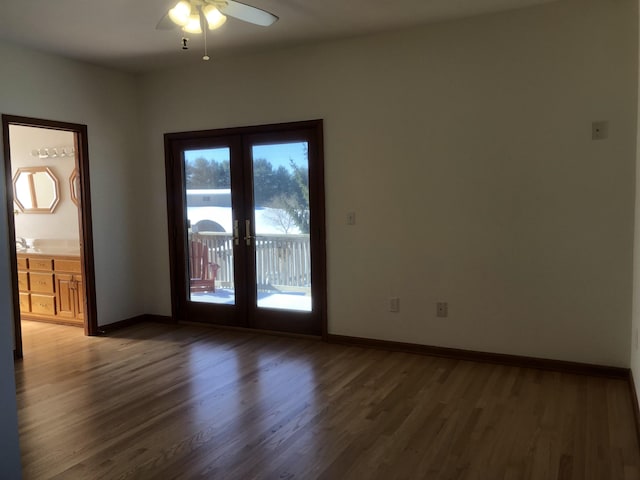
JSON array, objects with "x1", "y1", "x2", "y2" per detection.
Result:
[{"x1": 165, "y1": 120, "x2": 326, "y2": 336}]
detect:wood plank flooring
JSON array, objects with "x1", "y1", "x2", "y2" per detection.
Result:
[{"x1": 15, "y1": 320, "x2": 640, "y2": 479}]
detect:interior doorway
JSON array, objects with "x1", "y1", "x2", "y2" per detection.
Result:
[
  {"x1": 2, "y1": 115, "x2": 98, "y2": 358},
  {"x1": 165, "y1": 120, "x2": 327, "y2": 336}
]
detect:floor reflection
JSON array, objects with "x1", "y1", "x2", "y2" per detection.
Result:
[{"x1": 184, "y1": 332, "x2": 319, "y2": 475}]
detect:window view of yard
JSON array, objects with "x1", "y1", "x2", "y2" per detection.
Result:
[{"x1": 185, "y1": 142, "x2": 312, "y2": 312}]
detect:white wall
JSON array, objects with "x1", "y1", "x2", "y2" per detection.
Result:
[
  {"x1": 10, "y1": 125, "x2": 79, "y2": 241},
  {"x1": 631, "y1": 0, "x2": 640, "y2": 400},
  {"x1": 0, "y1": 154, "x2": 21, "y2": 479},
  {"x1": 140, "y1": 0, "x2": 638, "y2": 367},
  {"x1": 0, "y1": 38, "x2": 146, "y2": 475},
  {"x1": 0, "y1": 0, "x2": 635, "y2": 471},
  {"x1": 0, "y1": 41, "x2": 144, "y2": 328}
]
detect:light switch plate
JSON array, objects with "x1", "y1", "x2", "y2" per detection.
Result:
[{"x1": 389, "y1": 297, "x2": 400, "y2": 313}]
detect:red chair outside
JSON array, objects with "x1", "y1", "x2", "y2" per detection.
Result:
[{"x1": 190, "y1": 240, "x2": 219, "y2": 293}]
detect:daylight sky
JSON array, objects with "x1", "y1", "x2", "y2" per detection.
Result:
[{"x1": 184, "y1": 141, "x2": 308, "y2": 171}]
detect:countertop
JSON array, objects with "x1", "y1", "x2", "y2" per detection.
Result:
[{"x1": 16, "y1": 248, "x2": 81, "y2": 257}]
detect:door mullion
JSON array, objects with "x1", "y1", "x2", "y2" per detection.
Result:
[
  {"x1": 240, "y1": 135, "x2": 258, "y2": 328},
  {"x1": 229, "y1": 135, "x2": 249, "y2": 326}
]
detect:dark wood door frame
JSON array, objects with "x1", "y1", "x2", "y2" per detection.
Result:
[
  {"x1": 2, "y1": 114, "x2": 99, "y2": 358},
  {"x1": 164, "y1": 119, "x2": 327, "y2": 337}
]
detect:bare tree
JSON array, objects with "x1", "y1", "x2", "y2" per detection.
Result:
[{"x1": 266, "y1": 195, "x2": 298, "y2": 234}]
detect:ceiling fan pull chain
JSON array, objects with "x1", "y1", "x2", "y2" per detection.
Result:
[{"x1": 203, "y1": 17, "x2": 210, "y2": 60}]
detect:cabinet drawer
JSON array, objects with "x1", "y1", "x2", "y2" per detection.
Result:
[
  {"x1": 17, "y1": 257, "x2": 28, "y2": 270},
  {"x1": 31, "y1": 294, "x2": 56, "y2": 315},
  {"x1": 30, "y1": 272, "x2": 55, "y2": 294},
  {"x1": 29, "y1": 257, "x2": 54, "y2": 271},
  {"x1": 19, "y1": 293, "x2": 30, "y2": 313},
  {"x1": 55, "y1": 259, "x2": 81, "y2": 273},
  {"x1": 17, "y1": 271, "x2": 29, "y2": 291}
]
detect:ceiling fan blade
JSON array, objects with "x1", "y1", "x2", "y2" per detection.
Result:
[
  {"x1": 156, "y1": 12, "x2": 177, "y2": 30},
  {"x1": 220, "y1": 0, "x2": 278, "y2": 27}
]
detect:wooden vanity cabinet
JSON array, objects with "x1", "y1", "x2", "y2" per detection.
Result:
[
  {"x1": 17, "y1": 253, "x2": 84, "y2": 326},
  {"x1": 55, "y1": 273, "x2": 84, "y2": 321}
]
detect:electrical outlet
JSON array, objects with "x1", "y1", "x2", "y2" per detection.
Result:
[
  {"x1": 437, "y1": 302, "x2": 448, "y2": 318},
  {"x1": 389, "y1": 297, "x2": 400, "y2": 313},
  {"x1": 592, "y1": 121, "x2": 609, "y2": 140},
  {"x1": 347, "y1": 212, "x2": 356, "y2": 225}
]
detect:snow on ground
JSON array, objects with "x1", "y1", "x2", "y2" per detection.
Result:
[
  {"x1": 191, "y1": 289, "x2": 312, "y2": 312},
  {"x1": 187, "y1": 206, "x2": 301, "y2": 234}
]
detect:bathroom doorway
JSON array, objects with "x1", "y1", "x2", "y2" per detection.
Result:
[{"x1": 2, "y1": 115, "x2": 98, "y2": 358}]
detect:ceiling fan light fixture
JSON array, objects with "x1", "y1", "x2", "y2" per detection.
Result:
[
  {"x1": 203, "y1": 5, "x2": 227, "y2": 30},
  {"x1": 168, "y1": 1, "x2": 192, "y2": 26},
  {"x1": 183, "y1": 14, "x2": 203, "y2": 34}
]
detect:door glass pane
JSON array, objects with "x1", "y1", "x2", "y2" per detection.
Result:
[
  {"x1": 251, "y1": 142, "x2": 312, "y2": 311},
  {"x1": 184, "y1": 148, "x2": 235, "y2": 305}
]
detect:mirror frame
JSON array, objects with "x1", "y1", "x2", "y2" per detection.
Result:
[
  {"x1": 12, "y1": 166, "x2": 60, "y2": 213},
  {"x1": 69, "y1": 168, "x2": 80, "y2": 207}
]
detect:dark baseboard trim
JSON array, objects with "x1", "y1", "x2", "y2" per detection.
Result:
[
  {"x1": 98, "y1": 314, "x2": 174, "y2": 334},
  {"x1": 97, "y1": 317, "x2": 628, "y2": 378},
  {"x1": 326, "y1": 334, "x2": 629, "y2": 379},
  {"x1": 98, "y1": 315, "x2": 146, "y2": 334},
  {"x1": 180, "y1": 321, "x2": 321, "y2": 341},
  {"x1": 144, "y1": 314, "x2": 174, "y2": 324},
  {"x1": 629, "y1": 371, "x2": 640, "y2": 446}
]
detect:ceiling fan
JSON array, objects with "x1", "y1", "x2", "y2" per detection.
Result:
[
  {"x1": 157, "y1": 0, "x2": 278, "y2": 33},
  {"x1": 158, "y1": 0, "x2": 278, "y2": 60}
]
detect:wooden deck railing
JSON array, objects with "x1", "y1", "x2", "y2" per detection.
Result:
[{"x1": 191, "y1": 232, "x2": 311, "y2": 289}]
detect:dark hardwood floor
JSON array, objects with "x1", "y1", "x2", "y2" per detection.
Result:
[{"x1": 15, "y1": 320, "x2": 640, "y2": 479}]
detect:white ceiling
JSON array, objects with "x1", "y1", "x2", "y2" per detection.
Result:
[{"x1": 0, "y1": 0, "x2": 556, "y2": 73}]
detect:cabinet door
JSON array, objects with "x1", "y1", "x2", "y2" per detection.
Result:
[
  {"x1": 19, "y1": 293, "x2": 31, "y2": 313},
  {"x1": 31, "y1": 294, "x2": 56, "y2": 316},
  {"x1": 74, "y1": 275, "x2": 85, "y2": 321},
  {"x1": 30, "y1": 272, "x2": 55, "y2": 294},
  {"x1": 17, "y1": 256, "x2": 28, "y2": 270},
  {"x1": 29, "y1": 257, "x2": 54, "y2": 271},
  {"x1": 55, "y1": 259, "x2": 81, "y2": 274},
  {"x1": 55, "y1": 273, "x2": 76, "y2": 320},
  {"x1": 17, "y1": 271, "x2": 29, "y2": 291}
]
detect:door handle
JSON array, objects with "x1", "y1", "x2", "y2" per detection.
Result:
[
  {"x1": 244, "y1": 219, "x2": 255, "y2": 246},
  {"x1": 233, "y1": 220, "x2": 240, "y2": 246}
]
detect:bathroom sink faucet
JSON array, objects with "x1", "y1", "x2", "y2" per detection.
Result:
[{"x1": 16, "y1": 237, "x2": 27, "y2": 249}]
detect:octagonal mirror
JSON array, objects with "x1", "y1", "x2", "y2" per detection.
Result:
[
  {"x1": 69, "y1": 168, "x2": 80, "y2": 207},
  {"x1": 13, "y1": 166, "x2": 60, "y2": 213}
]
